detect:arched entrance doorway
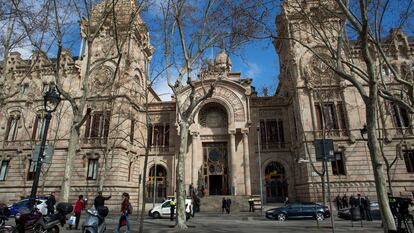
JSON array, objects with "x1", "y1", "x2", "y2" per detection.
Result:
[
  {"x1": 198, "y1": 102, "x2": 230, "y2": 195},
  {"x1": 265, "y1": 161, "x2": 288, "y2": 202},
  {"x1": 147, "y1": 165, "x2": 167, "y2": 199}
]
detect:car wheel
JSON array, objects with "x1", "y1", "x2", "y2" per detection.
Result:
[
  {"x1": 316, "y1": 212, "x2": 325, "y2": 221},
  {"x1": 277, "y1": 213, "x2": 286, "y2": 221},
  {"x1": 152, "y1": 212, "x2": 160, "y2": 219}
]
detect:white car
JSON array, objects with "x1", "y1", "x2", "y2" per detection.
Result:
[{"x1": 149, "y1": 199, "x2": 193, "y2": 219}]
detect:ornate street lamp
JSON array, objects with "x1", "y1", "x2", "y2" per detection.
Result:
[{"x1": 30, "y1": 84, "x2": 61, "y2": 207}]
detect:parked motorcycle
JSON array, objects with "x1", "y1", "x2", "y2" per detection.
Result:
[
  {"x1": 82, "y1": 206, "x2": 108, "y2": 233},
  {"x1": 0, "y1": 204, "x2": 15, "y2": 233},
  {"x1": 15, "y1": 202, "x2": 73, "y2": 233}
]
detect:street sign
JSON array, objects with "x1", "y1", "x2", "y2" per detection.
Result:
[
  {"x1": 31, "y1": 145, "x2": 54, "y2": 164},
  {"x1": 314, "y1": 139, "x2": 335, "y2": 161}
]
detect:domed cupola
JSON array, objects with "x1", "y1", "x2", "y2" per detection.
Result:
[{"x1": 214, "y1": 49, "x2": 232, "y2": 72}]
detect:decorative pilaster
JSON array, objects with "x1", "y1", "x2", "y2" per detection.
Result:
[
  {"x1": 228, "y1": 129, "x2": 236, "y2": 195},
  {"x1": 242, "y1": 129, "x2": 251, "y2": 195},
  {"x1": 191, "y1": 131, "x2": 200, "y2": 186}
]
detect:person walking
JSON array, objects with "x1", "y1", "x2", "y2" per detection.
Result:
[
  {"x1": 222, "y1": 197, "x2": 227, "y2": 214},
  {"x1": 364, "y1": 196, "x2": 372, "y2": 221},
  {"x1": 94, "y1": 191, "x2": 111, "y2": 209},
  {"x1": 248, "y1": 196, "x2": 255, "y2": 212},
  {"x1": 342, "y1": 194, "x2": 349, "y2": 208},
  {"x1": 226, "y1": 198, "x2": 232, "y2": 214},
  {"x1": 185, "y1": 201, "x2": 192, "y2": 221},
  {"x1": 70, "y1": 195, "x2": 85, "y2": 230},
  {"x1": 170, "y1": 197, "x2": 176, "y2": 221},
  {"x1": 193, "y1": 196, "x2": 200, "y2": 215},
  {"x1": 116, "y1": 193, "x2": 131, "y2": 233},
  {"x1": 46, "y1": 192, "x2": 56, "y2": 215}
]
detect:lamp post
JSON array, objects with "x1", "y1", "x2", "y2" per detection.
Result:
[
  {"x1": 29, "y1": 84, "x2": 61, "y2": 207},
  {"x1": 256, "y1": 123, "x2": 264, "y2": 214}
]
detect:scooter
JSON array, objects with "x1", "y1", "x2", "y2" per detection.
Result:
[
  {"x1": 15, "y1": 203, "x2": 73, "y2": 233},
  {"x1": 82, "y1": 206, "x2": 108, "y2": 233}
]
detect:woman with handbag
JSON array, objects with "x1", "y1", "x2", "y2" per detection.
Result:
[
  {"x1": 69, "y1": 195, "x2": 85, "y2": 230},
  {"x1": 116, "y1": 193, "x2": 131, "y2": 233}
]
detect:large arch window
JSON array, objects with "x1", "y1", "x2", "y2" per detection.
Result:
[
  {"x1": 198, "y1": 103, "x2": 228, "y2": 128},
  {"x1": 5, "y1": 113, "x2": 21, "y2": 141}
]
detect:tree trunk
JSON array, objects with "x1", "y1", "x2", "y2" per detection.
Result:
[
  {"x1": 386, "y1": 167, "x2": 393, "y2": 195},
  {"x1": 60, "y1": 122, "x2": 80, "y2": 201},
  {"x1": 175, "y1": 121, "x2": 188, "y2": 230},
  {"x1": 320, "y1": 174, "x2": 326, "y2": 206},
  {"x1": 139, "y1": 146, "x2": 150, "y2": 233},
  {"x1": 366, "y1": 98, "x2": 397, "y2": 232}
]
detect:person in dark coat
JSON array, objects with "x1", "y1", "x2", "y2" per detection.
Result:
[
  {"x1": 115, "y1": 193, "x2": 131, "y2": 233},
  {"x1": 363, "y1": 196, "x2": 372, "y2": 221},
  {"x1": 222, "y1": 197, "x2": 227, "y2": 214},
  {"x1": 356, "y1": 194, "x2": 365, "y2": 219},
  {"x1": 335, "y1": 195, "x2": 342, "y2": 210},
  {"x1": 349, "y1": 195, "x2": 356, "y2": 207},
  {"x1": 342, "y1": 194, "x2": 349, "y2": 208},
  {"x1": 46, "y1": 192, "x2": 56, "y2": 215},
  {"x1": 226, "y1": 198, "x2": 232, "y2": 214},
  {"x1": 94, "y1": 191, "x2": 111, "y2": 209}
]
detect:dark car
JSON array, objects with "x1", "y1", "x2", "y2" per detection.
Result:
[
  {"x1": 338, "y1": 202, "x2": 381, "y2": 220},
  {"x1": 265, "y1": 202, "x2": 331, "y2": 221}
]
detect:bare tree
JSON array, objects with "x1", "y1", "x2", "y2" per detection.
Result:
[
  {"x1": 10, "y1": 0, "x2": 151, "y2": 202},
  {"x1": 258, "y1": 1, "x2": 414, "y2": 231},
  {"x1": 156, "y1": 0, "x2": 273, "y2": 229}
]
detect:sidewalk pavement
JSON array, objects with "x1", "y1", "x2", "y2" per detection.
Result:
[{"x1": 58, "y1": 211, "x2": 384, "y2": 233}]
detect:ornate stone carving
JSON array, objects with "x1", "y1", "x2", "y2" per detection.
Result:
[
  {"x1": 90, "y1": 65, "x2": 114, "y2": 92},
  {"x1": 180, "y1": 86, "x2": 246, "y2": 122}
]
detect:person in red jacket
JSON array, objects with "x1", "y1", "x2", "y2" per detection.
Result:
[{"x1": 70, "y1": 195, "x2": 85, "y2": 230}]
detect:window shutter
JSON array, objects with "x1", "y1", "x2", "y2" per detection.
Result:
[
  {"x1": 32, "y1": 115, "x2": 39, "y2": 140},
  {"x1": 314, "y1": 104, "x2": 323, "y2": 130},
  {"x1": 5, "y1": 117, "x2": 12, "y2": 141},
  {"x1": 130, "y1": 119, "x2": 135, "y2": 143},
  {"x1": 337, "y1": 102, "x2": 348, "y2": 130},
  {"x1": 84, "y1": 114, "x2": 91, "y2": 139},
  {"x1": 278, "y1": 120, "x2": 284, "y2": 143},
  {"x1": 164, "y1": 124, "x2": 170, "y2": 146},
  {"x1": 103, "y1": 111, "x2": 111, "y2": 139}
]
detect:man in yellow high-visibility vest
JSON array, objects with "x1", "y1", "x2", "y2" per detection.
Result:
[
  {"x1": 170, "y1": 198, "x2": 176, "y2": 221},
  {"x1": 248, "y1": 196, "x2": 255, "y2": 212}
]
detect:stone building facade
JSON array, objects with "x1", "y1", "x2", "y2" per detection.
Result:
[{"x1": 0, "y1": 0, "x2": 413, "y2": 209}]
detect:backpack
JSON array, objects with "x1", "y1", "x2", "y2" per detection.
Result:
[{"x1": 127, "y1": 202, "x2": 133, "y2": 214}]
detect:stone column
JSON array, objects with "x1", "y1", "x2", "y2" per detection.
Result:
[
  {"x1": 242, "y1": 129, "x2": 251, "y2": 195},
  {"x1": 229, "y1": 129, "x2": 236, "y2": 195},
  {"x1": 191, "y1": 132, "x2": 199, "y2": 187}
]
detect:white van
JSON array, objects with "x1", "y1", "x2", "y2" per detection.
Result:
[{"x1": 149, "y1": 199, "x2": 193, "y2": 219}]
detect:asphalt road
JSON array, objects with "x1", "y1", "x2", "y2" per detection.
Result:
[{"x1": 56, "y1": 212, "x2": 385, "y2": 233}]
